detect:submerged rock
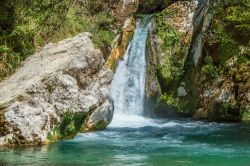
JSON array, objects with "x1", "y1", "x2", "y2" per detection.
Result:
[{"x1": 0, "y1": 33, "x2": 114, "y2": 146}]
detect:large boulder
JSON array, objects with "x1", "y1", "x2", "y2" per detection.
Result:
[{"x1": 0, "y1": 33, "x2": 114, "y2": 146}]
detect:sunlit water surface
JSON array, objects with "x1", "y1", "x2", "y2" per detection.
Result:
[{"x1": 1, "y1": 118, "x2": 250, "y2": 166}]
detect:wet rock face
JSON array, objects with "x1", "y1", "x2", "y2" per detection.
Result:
[{"x1": 0, "y1": 33, "x2": 114, "y2": 146}]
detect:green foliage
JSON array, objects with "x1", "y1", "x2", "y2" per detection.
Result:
[
  {"x1": 160, "y1": 93, "x2": 178, "y2": 108},
  {"x1": 204, "y1": 0, "x2": 250, "y2": 69},
  {"x1": 160, "y1": 90, "x2": 197, "y2": 114},
  {"x1": 155, "y1": 12, "x2": 185, "y2": 83},
  {"x1": 0, "y1": 0, "x2": 116, "y2": 81},
  {"x1": 208, "y1": 101, "x2": 241, "y2": 121},
  {"x1": 0, "y1": 45, "x2": 21, "y2": 79},
  {"x1": 155, "y1": 9, "x2": 192, "y2": 113},
  {"x1": 155, "y1": 12, "x2": 181, "y2": 51},
  {"x1": 221, "y1": 0, "x2": 250, "y2": 44},
  {"x1": 48, "y1": 111, "x2": 87, "y2": 141},
  {"x1": 89, "y1": 13, "x2": 116, "y2": 49},
  {"x1": 242, "y1": 105, "x2": 250, "y2": 121},
  {"x1": 207, "y1": 23, "x2": 240, "y2": 63},
  {"x1": 201, "y1": 56, "x2": 219, "y2": 79},
  {"x1": 204, "y1": 0, "x2": 250, "y2": 78},
  {"x1": 236, "y1": 46, "x2": 250, "y2": 65},
  {"x1": 160, "y1": 55, "x2": 184, "y2": 81}
]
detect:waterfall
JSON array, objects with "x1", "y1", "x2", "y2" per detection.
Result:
[{"x1": 109, "y1": 16, "x2": 152, "y2": 127}]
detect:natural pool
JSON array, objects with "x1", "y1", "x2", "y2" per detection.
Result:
[{"x1": 1, "y1": 117, "x2": 250, "y2": 166}]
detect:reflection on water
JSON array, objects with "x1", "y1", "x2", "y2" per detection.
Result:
[{"x1": 1, "y1": 119, "x2": 250, "y2": 166}]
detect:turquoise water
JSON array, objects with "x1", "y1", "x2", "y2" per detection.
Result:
[
  {"x1": 1, "y1": 15, "x2": 250, "y2": 166},
  {"x1": 1, "y1": 119, "x2": 250, "y2": 166}
]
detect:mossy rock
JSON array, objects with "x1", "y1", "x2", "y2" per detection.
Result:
[
  {"x1": 208, "y1": 102, "x2": 241, "y2": 121},
  {"x1": 47, "y1": 111, "x2": 87, "y2": 142},
  {"x1": 241, "y1": 105, "x2": 250, "y2": 121},
  {"x1": 0, "y1": 109, "x2": 10, "y2": 137},
  {"x1": 82, "y1": 120, "x2": 108, "y2": 132},
  {"x1": 0, "y1": 103, "x2": 8, "y2": 111}
]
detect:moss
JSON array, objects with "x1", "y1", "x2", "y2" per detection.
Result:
[
  {"x1": 81, "y1": 120, "x2": 108, "y2": 132},
  {"x1": 0, "y1": 110, "x2": 10, "y2": 136},
  {"x1": 236, "y1": 53, "x2": 250, "y2": 65},
  {"x1": 16, "y1": 95, "x2": 27, "y2": 102},
  {"x1": 47, "y1": 111, "x2": 87, "y2": 142},
  {"x1": 155, "y1": 11, "x2": 187, "y2": 89},
  {"x1": 201, "y1": 56, "x2": 220, "y2": 80},
  {"x1": 106, "y1": 17, "x2": 135, "y2": 70},
  {"x1": 208, "y1": 101, "x2": 241, "y2": 121},
  {"x1": 155, "y1": 17, "x2": 197, "y2": 114},
  {"x1": 242, "y1": 106, "x2": 250, "y2": 121},
  {"x1": 155, "y1": 12, "x2": 187, "y2": 112},
  {"x1": 0, "y1": 103, "x2": 8, "y2": 111},
  {"x1": 46, "y1": 84, "x2": 56, "y2": 94},
  {"x1": 160, "y1": 93, "x2": 178, "y2": 108},
  {"x1": 91, "y1": 120, "x2": 107, "y2": 131}
]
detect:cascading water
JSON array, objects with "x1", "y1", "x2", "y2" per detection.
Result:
[
  {"x1": 109, "y1": 16, "x2": 152, "y2": 127},
  {"x1": 2, "y1": 8, "x2": 250, "y2": 166}
]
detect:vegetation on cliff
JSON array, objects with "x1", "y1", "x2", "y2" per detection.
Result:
[
  {"x1": 197, "y1": 0, "x2": 250, "y2": 121},
  {"x1": 0, "y1": 0, "x2": 116, "y2": 81},
  {"x1": 153, "y1": 0, "x2": 249, "y2": 121}
]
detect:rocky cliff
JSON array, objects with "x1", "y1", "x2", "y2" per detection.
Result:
[
  {"x1": 108, "y1": 0, "x2": 249, "y2": 121},
  {"x1": 150, "y1": 0, "x2": 250, "y2": 121},
  {"x1": 0, "y1": 33, "x2": 114, "y2": 146}
]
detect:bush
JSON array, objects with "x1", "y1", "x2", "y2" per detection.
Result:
[
  {"x1": 155, "y1": 12, "x2": 185, "y2": 83},
  {"x1": 201, "y1": 56, "x2": 219, "y2": 79}
]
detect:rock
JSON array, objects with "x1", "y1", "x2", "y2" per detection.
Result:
[
  {"x1": 144, "y1": 19, "x2": 162, "y2": 114},
  {"x1": 150, "y1": 1, "x2": 197, "y2": 111},
  {"x1": 0, "y1": 33, "x2": 114, "y2": 146},
  {"x1": 83, "y1": 99, "x2": 114, "y2": 131},
  {"x1": 193, "y1": 108, "x2": 208, "y2": 119},
  {"x1": 136, "y1": 0, "x2": 172, "y2": 14},
  {"x1": 115, "y1": 0, "x2": 138, "y2": 22},
  {"x1": 178, "y1": 86, "x2": 187, "y2": 97},
  {"x1": 218, "y1": 89, "x2": 232, "y2": 102},
  {"x1": 114, "y1": 0, "x2": 190, "y2": 22},
  {"x1": 195, "y1": 61, "x2": 250, "y2": 121},
  {"x1": 107, "y1": 17, "x2": 136, "y2": 70},
  {"x1": 181, "y1": 82, "x2": 186, "y2": 86}
]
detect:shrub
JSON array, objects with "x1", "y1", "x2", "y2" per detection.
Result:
[{"x1": 201, "y1": 56, "x2": 219, "y2": 79}]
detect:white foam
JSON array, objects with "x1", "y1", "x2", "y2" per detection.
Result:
[
  {"x1": 108, "y1": 113, "x2": 181, "y2": 129},
  {"x1": 109, "y1": 113, "x2": 155, "y2": 128},
  {"x1": 109, "y1": 16, "x2": 158, "y2": 130}
]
